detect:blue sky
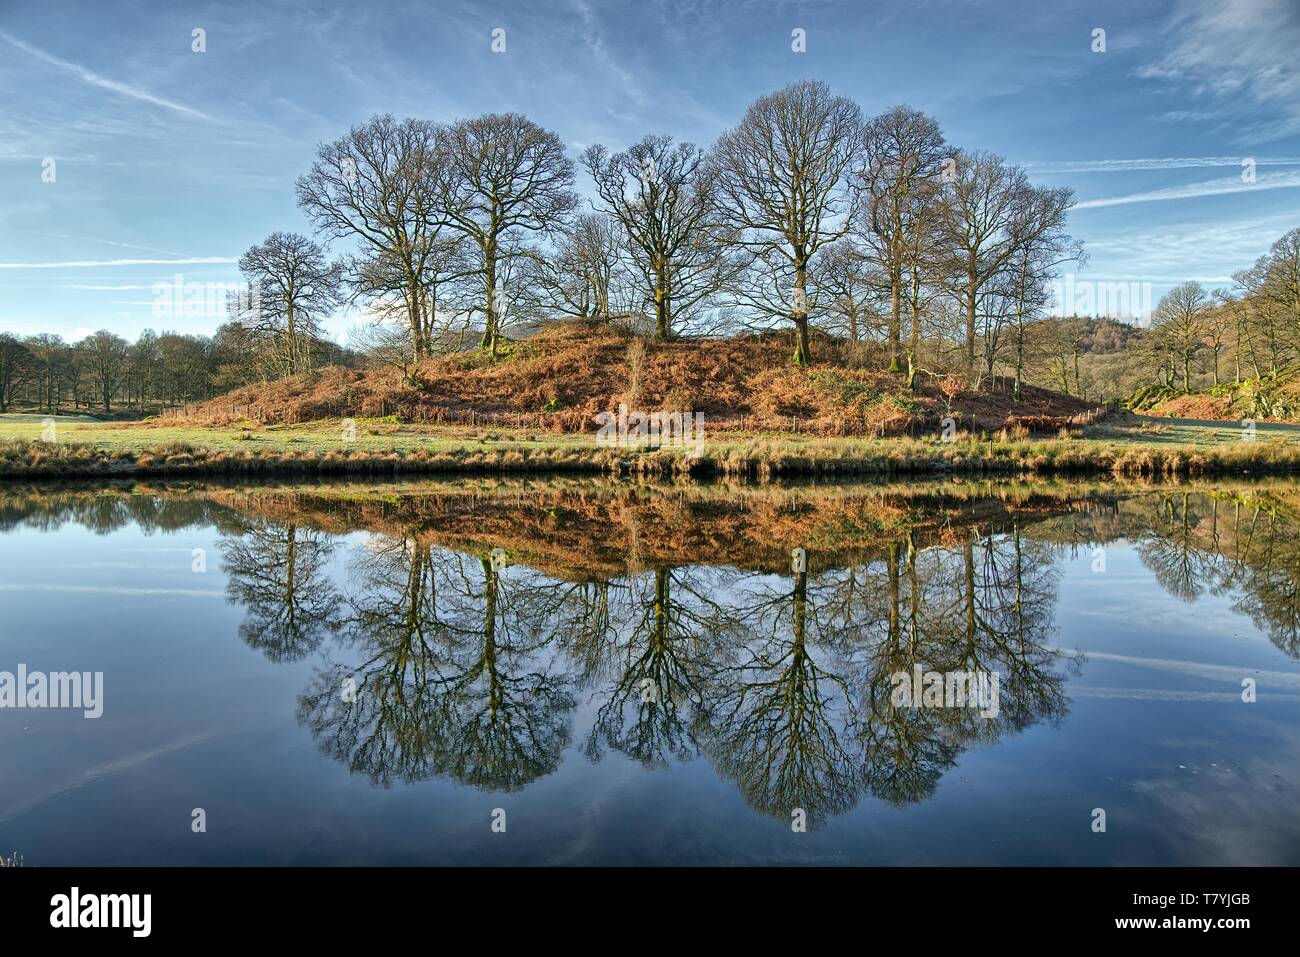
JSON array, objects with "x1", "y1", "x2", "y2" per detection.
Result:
[{"x1": 2, "y1": 0, "x2": 1299, "y2": 343}]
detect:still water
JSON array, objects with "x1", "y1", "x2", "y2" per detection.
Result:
[{"x1": 0, "y1": 479, "x2": 1296, "y2": 865}]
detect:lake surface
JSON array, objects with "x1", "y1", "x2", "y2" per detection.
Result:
[{"x1": 0, "y1": 478, "x2": 1297, "y2": 865}]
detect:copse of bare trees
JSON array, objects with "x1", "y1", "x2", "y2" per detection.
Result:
[
  {"x1": 286, "y1": 83, "x2": 1088, "y2": 382},
  {"x1": 79, "y1": 330, "x2": 130, "y2": 414},
  {"x1": 1233, "y1": 228, "x2": 1300, "y2": 374},
  {"x1": 1015, "y1": 224, "x2": 1300, "y2": 405},
  {"x1": 0, "y1": 324, "x2": 357, "y2": 416},
  {"x1": 10, "y1": 81, "x2": 1114, "y2": 414},
  {"x1": 0, "y1": 334, "x2": 28, "y2": 413},
  {"x1": 1123, "y1": 233, "x2": 1300, "y2": 400}
]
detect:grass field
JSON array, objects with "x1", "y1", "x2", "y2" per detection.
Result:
[
  {"x1": 0, "y1": 413, "x2": 594, "y2": 454},
  {"x1": 1085, "y1": 415, "x2": 1300, "y2": 446},
  {"x1": 3, "y1": 411, "x2": 1300, "y2": 479}
]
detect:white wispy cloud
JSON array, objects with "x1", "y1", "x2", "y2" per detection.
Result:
[
  {"x1": 1028, "y1": 156, "x2": 1300, "y2": 174},
  {"x1": 1075, "y1": 275, "x2": 1235, "y2": 285},
  {"x1": 1083, "y1": 651, "x2": 1300, "y2": 689},
  {"x1": 0, "y1": 584, "x2": 225, "y2": 597},
  {"x1": 568, "y1": 0, "x2": 648, "y2": 107},
  {"x1": 0, "y1": 257, "x2": 237, "y2": 270},
  {"x1": 62, "y1": 284, "x2": 158, "y2": 290},
  {"x1": 1086, "y1": 213, "x2": 1297, "y2": 260},
  {"x1": 1072, "y1": 687, "x2": 1300, "y2": 702},
  {"x1": 1075, "y1": 170, "x2": 1300, "y2": 209},
  {"x1": 39, "y1": 233, "x2": 191, "y2": 257},
  {"x1": 1136, "y1": 0, "x2": 1300, "y2": 140},
  {"x1": 0, "y1": 29, "x2": 213, "y2": 121}
]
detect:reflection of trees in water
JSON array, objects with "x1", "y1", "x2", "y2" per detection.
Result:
[
  {"x1": 220, "y1": 519, "x2": 343, "y2": 661},
  {"x1": 1137, "y1": 492, "x2": 1221, "y2": 601},
  {"x1": 691, "y1": 523, "x2": 1073, "y2": 825},
  {"x1": 1215, "y1": 499, "x2": 1300, "y2": 658},
  {"x1": 7, "y1": 484, "x2": 1300, "y2": 662},
  {"x1": 695, "y1": 558, "x2": 865, "y2": 825},
  {"x1": 1129, "y1": 492, "x2": 1300, "y2": 658},
  {"x1": 209, "y1": 514, "x2": 1075, "y2": 825},
  {"x1": 0, "y1": 490, "x2": 1105, "y2": 823},
  {"x1": 0, "y1": 492, "x2": 222, "y2": 535},
  {"x1": 295, "y1": 539, "x2": 576, "y2": 790},
  {"x1": 570, "y1": 566, "x2": 736, "y2": 769}
]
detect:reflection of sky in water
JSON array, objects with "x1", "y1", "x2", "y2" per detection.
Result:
[{"x1": 0, "y1": 487, "x2": 1296, "y2": 865}]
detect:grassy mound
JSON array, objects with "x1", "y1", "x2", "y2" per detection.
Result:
[{"x1": 169, "y1": 321, "x2": 1100, "y2": 436}]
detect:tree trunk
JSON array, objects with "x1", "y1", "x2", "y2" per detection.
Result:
[
  {"x1": 965, "y1": 273, "x2": 977, "y2": 367},
  {"x1": 408, "y1": 275, "x2": 425, "y2": 363},
  {"x1": 793, "y1": 315, "x2": 811, "y2": 365},
  {"x1": 906, "y1": 282, "x2": 922, "y2": 393},
  {"x1": 286, "y1": 300, "x2": 298, "y2": 376},
  {"x1": 1014, "y1": 330, "x2": 1024, "y2": 401},
  {"x1": 654, "y1": 269, "x2": 671, "y2": 340},
  {"x1": 479, "y1": 246, "x2": 499, "y2": 354},
  {"x1": 792, "y1": 263, "x2": 812, "y2": 365},
  {"x1": 888, "y1": 273, "x2": 901, "y2": 372}
]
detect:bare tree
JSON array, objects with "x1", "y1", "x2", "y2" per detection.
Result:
[
  {"x1": 1204, "y1": 290, "x2": 1238, "y2": 386},
  {"x1": 530, "y1": 212, "x2": 628, "y2": 322},
  {"x1": 78, "y1": 330, "x2": 129, "y2": 413},
  {"x1": 296, "y1": 114, "x2": 448, "y2": 361},
  {"x1": 437, "y1": 113, "x2": 578, "y2": 355},
  {"x1": 1026, "y1": 317, "x2": 1087, "y2": 396},
  {"x1": 858, "y1": 106, "x2": 947, "y2": 372},
  {"x1": 1233, "y1": 264, "x2": 1290, "y2": 376},
  {"x1": 709, "y1": 80, "x2": 863, "y2": 364},
  {"x1": 814, "y1": 240, "x2": 883, "y2": 343},
  {"x1": 1003, "y1": 185, "x2": 1081, "y2": 397},
  {"x1": 1151, "y1": 281, "x2": 1210, "y2": 392},
  {"x1": 23, "y1": 333, "x2": 67, "y2": 413},
  {"x1": 899, "y1": 194, "x2": 948, "y2": 391},
  {"x1": 939, "y1": 150, "x2": 1031, "y2": 369},
  {"x1": 0, "y1": 334, "x2": 32, "y2": 413},
  {"x1": 583, "y1": 134, "x2": 734, "y2": 339},
  {"x1": 1250, "y1": 227, "x2": 1300, "y2": 352},
  {"x1": 234, "y1": 232, "x2": 342, "y2": 377},
  {"x1": 348, "y1": 232, "x2": 475, "y2": 374}
]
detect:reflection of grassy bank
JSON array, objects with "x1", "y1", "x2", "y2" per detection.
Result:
[
  {"x1": 5, "y1": 476, "x2": 1300, "y2": 662},
  {"x1": 5, "y1": 413, "x2": 1300, "y2": 479},
  {"x1": 0, "y1": 476, "x2": 1088, "y2": 578},
  {"x1": 205, "y1": 480, "x2": 1088, "y2": 579}
]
